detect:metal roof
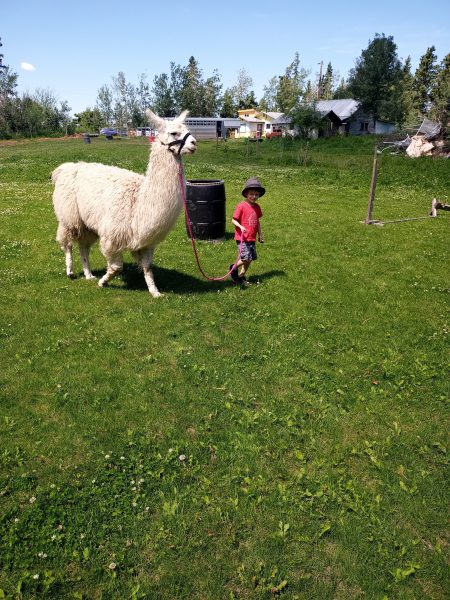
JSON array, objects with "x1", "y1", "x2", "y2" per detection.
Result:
[
  {"x1": 241, "y1": 117, "x2": 265, "y2": 123},
  {"x1": 316, "y1": 99, "x2": 359, "y2": 120},
  {"x1": 258, "y1": 111, "x2": 284, "y2": 120}
]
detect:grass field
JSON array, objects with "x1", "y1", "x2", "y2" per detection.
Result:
[{"x1": 0, "y1": 134, "x2": 449, "y2": 599}]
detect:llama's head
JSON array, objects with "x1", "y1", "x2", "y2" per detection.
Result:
[{"x1": 146, "y1": 110, "x2": 197, "y2": 156}]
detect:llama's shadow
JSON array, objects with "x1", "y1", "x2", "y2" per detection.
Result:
[
  {"x1": 86, "y1": 264, "x2": 285, "y2": 294},
  {"x1": 119, "y1": 263, "x2": 224, "y2": 294}
]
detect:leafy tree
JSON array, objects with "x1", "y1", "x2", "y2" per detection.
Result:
[
  {"x1": 229, "y1": 68, "x2": 255, "y2": 109},
  {"x1": 151, "y1": 72, "x2": 174, "y2": 117},
  {"x1": 136, "y1": 73, "x2": 151, "y2": 120},
  {"x1": 0, "y1": 37, "x2": 18, "y2": 101},
  {"x1": 259, "y1": 76, "x2": 279, "y2": 112},
  {"x1": 333, "y1": 78, "x2": 351, "y2": 99},
  {"x1": 75, "y1": 108, "x2": 103, "y2": 132},
  {"x1": 430, "y1": 53, "x2": 450, "y2": 125},
  {"x1": 348, "y1": 33, "x2": 404, "y2": 125},
  {"x1": 290, "y1": 102, "x2": 324, "y2": 138},
  {"x1": 96, "y1": 84, "x2": 114, "y2": 126},
  {"x1": 412, "y1": 46, "x2": 438, "y2": 117}
]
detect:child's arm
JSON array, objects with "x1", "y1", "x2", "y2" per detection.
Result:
[
  {"x1": 257, "y1": 221, "x2": 264, "y2": 243},
  {"x1": 232, "y1": 218, "x2": 247, "y2": 234}
]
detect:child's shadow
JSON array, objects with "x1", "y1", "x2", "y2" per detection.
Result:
[{"x1": 248, "y1": 269, "x2": 285, "y2": 284}]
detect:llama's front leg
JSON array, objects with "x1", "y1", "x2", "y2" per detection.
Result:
[
  {"x1": 140, "y1": 247, "x2": 161, "y2": 298},
  {"x1": 98, "y1": 254, "x2": 123, "y2": 288},
  {"x1": 79, "y1": 244, "x2": 96, "y2": 280}
]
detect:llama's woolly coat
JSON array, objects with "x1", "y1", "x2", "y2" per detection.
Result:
[{"x1": 51, "y1": 110, "x2": 196, "y2": 296}]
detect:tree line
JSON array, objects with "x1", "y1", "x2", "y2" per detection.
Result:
[{"x1": 1, "y1": 34, "x2": 449, "y2": 138}]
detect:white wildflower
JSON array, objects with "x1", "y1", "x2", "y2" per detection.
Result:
[
  {"x1": 33, "y1": 574, "x2": 39, "y2": 580},
  {"x1": 29, "y1": 496, "x2": 36, "y2": 504},
  {"x1": 108, "y1": 562, "x2": 117, "y2": 570},
  {"x1": 179, "y1": 454, "x2": 186, "y2": 462},
  {"x1": 104, "y1": 454, "x2": 110, "y2": 459}
]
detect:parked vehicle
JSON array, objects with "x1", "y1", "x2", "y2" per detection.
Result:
[{"x1": 100, "y1": 128, "x2": 128, "y2": 137}]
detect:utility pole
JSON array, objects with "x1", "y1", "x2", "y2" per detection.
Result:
[{"x1": 317, "y1": 61, "x2": 323, "y2": 101}]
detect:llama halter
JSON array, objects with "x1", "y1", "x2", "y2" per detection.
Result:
[
  {"x1": 162, "y1": 132, "x2": 194, "y2": 155},
  {"x1": 178, "y1": 163, "x2": 242, "y2": 282}
]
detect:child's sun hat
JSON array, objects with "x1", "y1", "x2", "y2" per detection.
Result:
[{"x1": 242, "y1": 177, "x2": 265, "y2": 197}]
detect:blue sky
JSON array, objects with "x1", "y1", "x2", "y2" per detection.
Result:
[{"x1": 2, "y1": 0, "x2": 449, "y2": 115}]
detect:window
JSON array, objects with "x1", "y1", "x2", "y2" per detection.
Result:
[
  {"x1": 360, "y1": 121, "x2": 369, "y2": 132},
  {"x1": 266, "y1": 123, "x2": 271, "y2": 129}
]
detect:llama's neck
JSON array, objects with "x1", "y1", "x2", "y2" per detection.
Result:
[{"x1": 133, "y1": 143, "x2": 184, "y2": 246}]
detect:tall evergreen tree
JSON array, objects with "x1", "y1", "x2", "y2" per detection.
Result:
[
  {"x1": 348, "y1": 33, "x2": 404, "y2": 124},
  {"x1": 220, "y1": 88, "x2": 236, "y2": 117},
  {"x1": 320, "y1": 62, "x2": 334, "y2": 100},
  {"x1": 276, "y1": 52, "x2": 307, "y2": 113},
  {"x1": 201, "y1": 70, "x2": 222, "y2": 116},
  {"x1": 430, "y1": 53, "x2": 450, "y2": 125},
  {"x1": 412, "y1": 46, "x2": 438, "y2": 117},
  {"x1": 400, "y1": 56, "x2": 417, "y2": 125},
  {"x1": 179, "y1": 56, "x2": 203, "y2": 116}
]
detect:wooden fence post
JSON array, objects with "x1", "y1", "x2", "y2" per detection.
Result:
[{"x1": 365, "y1": 146, "x2": 378, "y2": 224}]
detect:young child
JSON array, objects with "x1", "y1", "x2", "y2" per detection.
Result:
[{"x1": 230, "y1": 177, "x2": 265, "y2": 285}]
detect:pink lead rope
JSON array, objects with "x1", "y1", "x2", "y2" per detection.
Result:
[{"x1": 178, "y1": 162, "x2": 243, "y2": 282}]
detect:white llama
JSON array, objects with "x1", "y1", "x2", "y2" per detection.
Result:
[{"x1": 51, "y1": 110, "x2": 196, "y2": 297}]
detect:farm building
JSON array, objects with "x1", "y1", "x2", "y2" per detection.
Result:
[
  {"x1": 184, "y1": 117, "x2": 241, "y2": 140},
  {"x1": 236, "y1": 116, "x2": 265, "y2": 139},
  {"x1": 132, "y1": 118, "x2": 241, "y2": 140},
  {"x1": 316, "y1": 99, "x2": 396, "y2": 136},
  {"x1": 271, "y1": 100, "x2": 396, "y2": 137},
  {"x1": 236, "y1": 109, "x2": 284, "y2": 138}
]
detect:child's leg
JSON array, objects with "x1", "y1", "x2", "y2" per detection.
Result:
[{"x1": 238, "y1": 260, "x2": 251, "y2": 277}]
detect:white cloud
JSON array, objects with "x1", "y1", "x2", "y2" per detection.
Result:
[{"x1": 21, "y1": 62, "x2": 36, "y2": 71}]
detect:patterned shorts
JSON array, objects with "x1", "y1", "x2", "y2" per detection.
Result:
[{"x1": 237, "y1": 241, "x2": 257, "y2": 261}]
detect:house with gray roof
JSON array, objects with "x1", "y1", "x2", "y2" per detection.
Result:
[{"x1": 272, "y1": 99, "x2": 396, "y2": 137}]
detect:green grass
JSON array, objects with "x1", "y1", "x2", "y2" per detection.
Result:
[{"x1": 0, "y1": 135, "x2": 449, "y2": 599}]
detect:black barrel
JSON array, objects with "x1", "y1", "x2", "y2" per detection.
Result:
[{"x1": 185, "y1": 179, "x2": 226, "y2": 241}]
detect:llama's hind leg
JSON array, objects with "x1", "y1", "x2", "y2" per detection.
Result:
[
  {"x1": 56, "y1": 223, "x2": 74, "y2": 279},
  {"x1": 137, "y1": 247, "x2": 161, "y2": 298},
  {"x1": 79, "y1": 243, "x2": 96, "y2": 280},
  {"x1": 98, "y1": 253, "x2": 123, "y2": 288}
]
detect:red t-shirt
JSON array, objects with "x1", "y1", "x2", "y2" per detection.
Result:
[{"x1": 233, "y1": 201, "x2": 263, "y2": 241}]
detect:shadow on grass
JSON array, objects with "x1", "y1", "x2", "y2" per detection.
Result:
[{"x1": 78, "y1": 264, "x2": 285, "y2": 294}]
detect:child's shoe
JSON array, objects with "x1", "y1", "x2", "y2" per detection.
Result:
[{"x1": 229, "y1": 264, "x2": 239, "y2": 283}]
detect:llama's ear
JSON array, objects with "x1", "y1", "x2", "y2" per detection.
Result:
[
  {"x1": 146, "y1": 109, "x2": 166, "y2": 130},
  {"x1": 177, "y1": 110, "x2": 189, "y2": 123}
]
